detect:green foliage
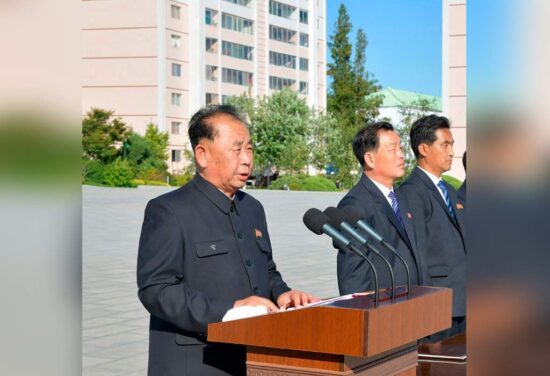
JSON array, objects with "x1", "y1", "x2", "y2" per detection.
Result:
[
  {"x1": 227, "y1": 89, "x2": 311, "y2": 174},
  {"x1": 126, "y1": 123, "x2": 169, "y2": 179},
  {"x1": 394, "y1": 97, "x2": 437, "y2": 185},
  {"x1": 102, "y1": 159, "x2": 136, "y2": 187},
  {"x1": 82, "y1": 158, "x2": 104, "y2": 185},
  {"x1": 327, "y1": 4, "x2": 381, "y2": 188},
  {"x1": 269, "y1": 175, "x2": 338, "y2": 192},
  {"x1": 82, "y1": 108, "x2": 131, "y2": 164},
  {"x1": 442, "y1": 174, "x2": 463, "y2": 191},
  {"x1": 168, "y1": 171, "x2": 194, "y2": 187}
]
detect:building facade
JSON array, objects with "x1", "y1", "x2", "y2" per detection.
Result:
[
  {"x1": 442, "y1": 0, "x2": 466, "y2": 180},
  {"x1": 83, "y1": 0, "x2": 327, "y2": 173}
]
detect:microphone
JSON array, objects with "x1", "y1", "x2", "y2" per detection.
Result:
[
  {"x1": 341, "y1": 206, "x2": 412, "y2": 297},
  {"x1": 324, "y1": 207, "x2": 396, "y2": 302},
  {"x1": 303, "y1": 208, "x2": 380, "y2": 304}
]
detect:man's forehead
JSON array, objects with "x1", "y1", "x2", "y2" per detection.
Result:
[
  {"x1": 379, "y1": 130, "x2": 400, "y2": 143},
  {"x1": 436, "y1": 128, "x2": 454, "y2": 141}
]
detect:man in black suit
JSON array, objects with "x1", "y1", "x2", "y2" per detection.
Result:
[
  {"x1": 457, "y1": 151, "x2": 466, "y2": 203},
  {"x1": 137, "y1": 104, "x2": 317, "y2": 375},
  {"x1": 398, "y1": 115, "x2": 466, "y2": 341},
  {"x1": 337, "y1": 122, "x2": 425, "y2": 296}
]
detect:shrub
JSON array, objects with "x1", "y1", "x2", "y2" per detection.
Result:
[
  {"x1": 102, "y1": 159, "x2": 136, "y2": 187},
  {"x1": 137, "y1": 167, "x2": 166, "y2": 182},
  {"x1": 82, "y1": 159, "x2": 105, "y2": 185},
  {"x1": 301, "y1": 176, "x2": 338, "y2": 191},
  {"x1": 442, "y1": 174, "x2": 463, "y2": 191},
  {"x1": 269, "y1": 175, "x2": 338, "y2": 192},
  {"x1": 131, "y1": 179, "x2": 145, "y2": 186},
  {"x1": 169, "y1": 172, "x2": 194, "y2": 187}
]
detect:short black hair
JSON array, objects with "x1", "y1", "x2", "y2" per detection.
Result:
[
  {"x1": 188, "y1": 104, "x2": 246, "y2": 151},
  {"x1": 410, "y1": 115, "x2": 450, "y2": 158},
  {"x1": 353, "y1": 122, "x2": 394, "y2": 167},
  {"x1": 462, "y1": 150, "x2": 467, "y2": 171}
]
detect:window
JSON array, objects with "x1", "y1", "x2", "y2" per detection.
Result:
[
  {"x1": 269, "y1": 0, "x2": 296, "y2": 19},
  {"x1": 269, "y1": 25, "x2": 296, "y2": 45},
  {"x1": 222, "y1": 13, "x2": 253, "y2": 35},
  {"x1": 299, "y1": 58, "x2": 308, "y2": 71},
  {"x1": 171, "y1": 149, "x2": 181, "y2": 163},
  {"x1": 171, "y1": 93, "x2": 181, "y2": 106},
  {"x1": 206, "y1": 37, "x2": 217, "y2": 53},
  {"x1": 171, "y1": 121, "x2": 181, "y2": 134},
  {"x1": 299, "y1": 81, "x2": 308, "y2": 94},
  {"x1": 221, "y1": 95, "x2": 229, "y2": 104},
  {"x1": 222, "y1": 41, "x2": 253, "y2": 60},
  {"x1": 299, "y1": 9, "x2": 308, "y2": 24},
  {"x1": 171, "y1": 34, "x2": 181, "y2": 48},
  {"x1": 224, "y1": 0, "x2": 251, "y2": 7},
  {"x1": 171, "y1": 63, "x2": 181, "y2": 77},
  {"x1": 269, "y1": 76, "x2": 295, "y2": 90},
  {"x1": 206, "y1": 93, "x2": 218, "y2": 105},
  {"x1": 269, "y1": 51, "x2": 296, "y2": 69},
  {"x1": 206, "y1": 65, "x2": 218, "y2": 81},
  {"x1": 222, "y1": 68, "x2": 253, "y2": 86},
  {"x1": 171, "y1": 5, "x2": 180, "y2": 19},
  {"x1": 205, "y1": 8, "x2": 217, "y2": 25},
  {"x1": 299, "y1": 33, "x2": 308, "y2": 47}
]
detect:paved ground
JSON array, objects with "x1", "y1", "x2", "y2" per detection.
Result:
[{"x1": 83, "y1": 185, "x2": 346, "y2": 375}]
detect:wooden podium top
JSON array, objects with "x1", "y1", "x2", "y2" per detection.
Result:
[{"x1": 208, "y1": 286, "x2": 452, "y2": 358}]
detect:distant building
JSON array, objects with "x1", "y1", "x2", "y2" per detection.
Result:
[
  {"x1": 83, "y1": 0, "x2": 327, "y2": 173},
  {"x1": 371, "y1": 87, "x2": 442, "y2": 126}
]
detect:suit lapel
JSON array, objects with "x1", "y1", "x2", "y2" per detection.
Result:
[{"x1": 361, "y1": 176, "x2": 412, "y2": 249}]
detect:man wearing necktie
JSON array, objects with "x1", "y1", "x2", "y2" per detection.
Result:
[
  {"x1": 336, "y1": 122, "x2": 424, "y2": 301},
  {"x1": 398, "y1": 115, "x2": 466, "y2": 341}
]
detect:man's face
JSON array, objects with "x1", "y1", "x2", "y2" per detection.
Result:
[
  {"x1": 196, "y1": 115, "x2": 253, "y2": 196},
  {"x1": 366, "y1": 130, "x2": 405, "y2": 183},
  {"x1": 421, "y1": 128, "x2": 455, "y2": 175}
]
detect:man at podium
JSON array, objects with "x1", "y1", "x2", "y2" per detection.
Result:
[{"x1": 136, "y1": 104, "x2": 317, "y2": 376}]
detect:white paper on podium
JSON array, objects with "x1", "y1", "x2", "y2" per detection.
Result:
[{"x1": 222, "y1": 306, "x2": 269, "y2": 322}]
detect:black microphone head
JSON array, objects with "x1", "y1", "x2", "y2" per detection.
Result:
[
  {"x1": 323, "y1": 206, "x2": 348, "y2": 229},
  {"x1": 303, "y1": 208, "x2": 330, "y2": 235},
  {"x1": 341, "y1": 205, "x2": 363, "y2": 224}
]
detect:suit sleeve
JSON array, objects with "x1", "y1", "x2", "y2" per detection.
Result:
[
  {"x1": 136, "y1": 198, "x2": 233, "y2": 335},
  {"x1": 260, "y1": 206, "x2": 291, "y2": 301},
  {"x1": 336, "y1": 197, "x2": 377, "y2": 295}
]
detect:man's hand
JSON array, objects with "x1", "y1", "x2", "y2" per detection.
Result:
[
  {"x1": 233, "y1": 296, "x2": 279, "y2": 312},
  {"x1": 277, "y1": 290, "x2": 320, "y2": 310}
]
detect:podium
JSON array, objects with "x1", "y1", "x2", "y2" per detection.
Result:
[{"x1": 208, "y1": 286, "x2": 452, "y2": 375}]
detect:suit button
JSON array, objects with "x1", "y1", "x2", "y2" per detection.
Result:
[
  {"x1": 246, "y1": 259, "x2": 252, "y2": 267},
  {"x1": 237, "y1": 232, "x2": 243, "y2": 239},
  {"x1": 230, "y1": 206, "x2": 234, "y2": 213},
  {"x1": 253, "y1": 287, "x2": 259, "y2": 294}
]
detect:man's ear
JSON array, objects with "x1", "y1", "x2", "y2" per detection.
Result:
[
  {"x1": 418, "y1": 143, "x2": 429, "y2": 158},
  {"x1": 194, "y1": 144, "x2": 208, "y2": 169},
  {"x1": 364, "y1": 152, "x2": 375, "y2": 169}
]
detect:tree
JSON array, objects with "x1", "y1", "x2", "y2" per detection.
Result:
[
  {"x1": 227, "y1": 89, "x2": 310, "y2": 175},
  {"x1": 82, "y1": 108, "x2": 131, "y2": 164},
  {"x1": 327, "y1": 5, "x2": 382, "y2": 187},
  {"x1": 125, "y1": 123, "x2": 169, "y2": 180},
  {"x1": 394, "y1": 97, "x2": 437, "y2": 185}
]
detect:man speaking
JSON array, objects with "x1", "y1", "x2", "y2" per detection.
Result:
[{"x1": 137, "y1": 105, "x2": 317, "y2": 375}]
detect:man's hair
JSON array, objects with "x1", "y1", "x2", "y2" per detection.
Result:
[
  {"x1": 188, "y1": 104, "x2": 246, "y2": 151},
  {"x1": 410, "y1": 115, "x2": 450, "y2": 158},
  {"x1": 462, "y1": 150, "x2": 467, "y2": 171},
  {"x1": 352, "y1": 122, "x2": 394, "y2": 167}
]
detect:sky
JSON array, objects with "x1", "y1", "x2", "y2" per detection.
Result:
[{"x1": 326, "y1": 0, "x2": 442, "y2": 97}]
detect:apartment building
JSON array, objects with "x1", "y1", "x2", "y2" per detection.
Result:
[{"x1": 82, "y1": 0, "x2": 327, "y2": 172}]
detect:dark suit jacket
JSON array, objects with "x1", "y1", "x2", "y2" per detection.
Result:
[
  {"x1": 457, "y1": 179, "x2": 466, "y2": 204},
  {"x1": 398, "y1": 167, "x2": 466, "y2": 317},
  {"x1": 137, "y1": 174, "x2": 290, "y2": 375},
  {"x1": 336, "y1": 174, "x2": 425, "y2": 295}
]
